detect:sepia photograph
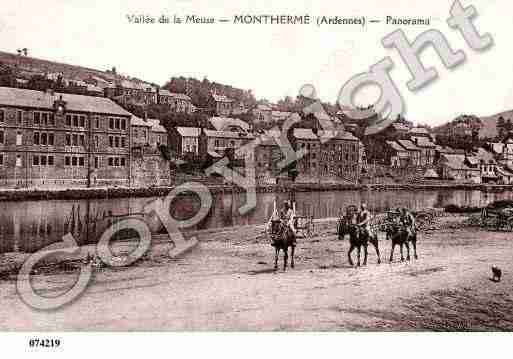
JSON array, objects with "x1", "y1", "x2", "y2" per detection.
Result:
[{"x1": 0, "y1": 0, "x2": 512, "y2": 355}]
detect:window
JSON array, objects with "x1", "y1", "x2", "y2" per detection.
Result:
[
  {"x1": 41, "y1": 133, "x2": 47, "y2": 145},
  {"x1": 0, "y1": 153, "x2": 3, "y2": 166},
  {"x1": 73, "y1": 115, "x2": 79, "y2": 127},
  {"x1": 95, "y1": 117, "x2": 100, "y2": 129},
  {"x1": 121, "y1": 137, "x2": 126, "y2": 147},
  {"x1": 114, "y1": 157, "x2": 119, "y2": 167},
  {"x1": 16, "y1": 154, "x2": 22, "y2": 167},
  {"x1": 121, "y1": 119, "x2": 126, "y2": 130},
  {"x1": 115, "y1": 137, "x2": 119, "y2": 147},
  {"x1": 33, "y1": 155, "x2": 39, "y2": 166},
  {"x1": 0, "y1": 130, "x2": 3, "y2": 144},
  {"x1": 0, "y1": 110, "x2": 4, "y2": 122},
  {"x1": 48, "y1": 133, "x2": 54, "y2": 146},
  {"x1": 120, "y1": 158, "x2": 125, "y2": 167},
  {"x1": 80, "y1": 134, "x2": 85, "y2": 146},
  {"x1": 66, "y1": 134, "x2": 71, "y2": 146},
  {"x1": 72, "y1": 134, "x2": 78, "y2": 146},
  {"x1": 34, "y1": 112, "x2": 41, "y2": 125},
  {"x1": 42, "y1": 112, "x2": 48, "y2": 126},
  {"x1": 115, "y1": 118, "x2": 120, "y2": 129},
  {"x1": 49, "y1": 113, "x2": 55, "y2": 126},
  {"x1": 94, "y1": 157, "x2": 99, "y2": 169},
  {"x1": 109, "y1": 136, "x2": 113, "y2": 147},
  {"x1": 48, "y1": 156, "x2": 54, "y2": 166},
  {"x1": 40, "y1": 156, "x2": 47, "y2": 166},
  {"x1": 16, "y1": 131, "x2": 22, "y2": 146},
  {"x1": 17, "y1": 110, "x2": 23, "y2": 125},
  {"x1": 79, "y1": 116, "x2": 85, "y2": 127},
  {"x1": 109, "y1": 118, "x2": 114, "y2": 129},
  {"x1": 108, "y1": 157, "x2": 113, "y2": 166},
  {"x1": 33, "y1": 132, "x2": 40, "y2": 145},
  {"x1": 66, "y1": 115, "x2": 71, "y2": 126},
  {"x1": 79, "y1": 157, "x2": 85, "y2": 167},
  {"x1": 95, "y1": 136, "x2": 99, "y2": 148},
  {"x1": 72, "y1": 157, "x2": 77, "y2": 166},
  {"x1": 65, "y1": 156, "x2": 71, "y2": 166}
]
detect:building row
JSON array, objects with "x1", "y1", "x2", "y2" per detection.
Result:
[{"x1": 0, "y1": 87, "x2": 169, "y2": 188}]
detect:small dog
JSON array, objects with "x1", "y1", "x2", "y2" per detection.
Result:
[{"x1": 492, "y1": 266, "x2": 502, "y2": 282}]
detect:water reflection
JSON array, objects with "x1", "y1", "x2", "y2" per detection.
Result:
[{"x1": 1, "y1": 189, "x2": 513, "y2": 254}]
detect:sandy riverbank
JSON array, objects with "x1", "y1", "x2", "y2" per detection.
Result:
[{"x1": 0, "y1": 216, "x2": 512, "y2": 331}]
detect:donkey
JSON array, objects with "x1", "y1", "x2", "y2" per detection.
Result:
[
  {"x1": 346, "y1": 215, "x2": 381, "y2": 266},
  {"x1": 385, "y1": 222, "x2": 418, "y2": 262},
  {"x1": 270, "y1": 220, "x2": 296, "y2": 271}
]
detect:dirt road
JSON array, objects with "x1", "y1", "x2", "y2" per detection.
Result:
[{"x1": 1, "y1": 217, "x2": 512, "y2": 331}]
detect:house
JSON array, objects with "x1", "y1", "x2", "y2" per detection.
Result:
[
  {"x1": 157, "y1": 90, "x2": 192, "y2": 113},
  {"x1": 253, "y1": 104, "x2": 273, "y2": 123},
  {"x1": 0, "y1": 86, "x2": 132, "y2": 188},
  {"x1": 200, "y1": 129, "x2": 255, "y2": 160},
  {"x1": 169, "y1": 127, "x2": 201, "y2": 156},
  {"x1": 397, "y1": 139, "x2": 421, "y2": 167},
  {"x1": 130, "y1": 115, "x2": 152, "y2": 146},
  {"x1": 409, "y1": 127, "x2": 431, "y2": 138},
  {"x1": 317, "y1": 130, "x2": 361, "y2": 183},
  {"x1": 411, "y1": 136, "x2": 436, "y2": 166},
  {"x1": 146, "y1": 119, "x2": 168, "y2": 146},
  {"x1": 385, "y1": 141, "x2": 410, "y2": 167},
  {"x1": 211, "y1": 93, "x2": 235, "y2": 116},
  {"x1": 495, "y1": 166, "x2": 513, "y2": 184},
  {"x1": 473, "y1": 147, "x2": 497, "y2": 183},
  {"x1": 254, "y1": 132, "x2": 286, "y2": 184},
  {"x1": 130, "y1": 117, "x2": 171, "y2": 187},
  {"x1": 438, "y1": 154, "x2": 481, "y2": 183},
  {"x1": 104, "y1": 78, "x2": 157, "y2": 105}
]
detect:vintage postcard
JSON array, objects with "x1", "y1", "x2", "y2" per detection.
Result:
[{"x1": 0, "y1": 0, "x2": 511, "y2": 354}]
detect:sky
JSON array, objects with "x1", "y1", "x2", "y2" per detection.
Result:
[{"x1": 0, "y1": 0, "x2": 510, "y2": 126}]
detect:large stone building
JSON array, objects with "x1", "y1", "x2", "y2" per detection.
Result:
[{"x1": 0, "y1": 87, "x2": 133, "y2": 188}]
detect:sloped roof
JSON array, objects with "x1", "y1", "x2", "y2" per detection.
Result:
[
  {"x1": 209, "y1": 116, "x2": 250, "y2": 132},
  {"x1": 474, "y1": 147, "x2": 496, "y2": 163},
  {"x1": 412, "y1": 136, "x2": 436, "y2": 148},
  {"x1": 409, "y1": 127, "x2": 430, "y2": 135},
  {"x1": 397, "y1": 139, "x2": 420, "y2": 151},
  {"x1": 386, "y1": 140, "x2": 408, "y2": 152},
  {"x1": 424, "y1": 168, "x2": 439, "y2": 178},
  {"x1": 203, "y1": 129, "x2": 255, "y2": 139},
  {"x1": 159, "y1": 89, "x2": 191, "y2": 101},
  {"x1": 131, "y1": 115, "x2": 152, "y2": 127},
  {"x1": 293, "y1": 128, "x2": 317, "y2": 140},
  {"x1": 0, "y1": 87, "x2": 132, "y2": 116},
  {"x1": 176, "y1": 127, "x2": 201, "y2": 137},
  {"x1": 147, "y1": 119, "x2": 166, "y2": 133},
  {"x1": 496, "y1": 166, "x2": 513, "y2": 177},
  {"x1": 441, "y1": 154, "x2": 476, "y2": 170},
  {"x1": 318, "y1": 130, "x2": 358, "y2": 141}
]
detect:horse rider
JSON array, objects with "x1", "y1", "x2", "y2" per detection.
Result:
[
  {"x1": 280, "y1": 200, "x2": 296, "y2": 236},
  {"x1": 400, "y1": 207, "x2": 416, "y2": 237},
  {"x1": 357, "y1": 203, "x2": 372, "y2": 239}
]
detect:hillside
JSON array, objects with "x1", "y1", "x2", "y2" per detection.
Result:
[{"x1": 479, "y1": 109, "x2": 513, "y2": 139}]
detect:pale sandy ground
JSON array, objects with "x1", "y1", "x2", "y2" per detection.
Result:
[{"x1": 0, "y1": 216, "x2": 512, "y2": 331}]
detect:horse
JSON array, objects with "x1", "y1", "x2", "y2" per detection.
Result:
[
  {"x1": 345, "y1": 215, "x2": 381, "y2": 266},
  {"x1": 384, "y1": 221, "x2": 418, "y2": 262},
  {"x1": 269, "y1": 220, "x2": 296, "y2": 271}
]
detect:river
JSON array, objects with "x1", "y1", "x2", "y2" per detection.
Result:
[{"x1": 1, "y1": 188, "x2": 512, "y2": 253}]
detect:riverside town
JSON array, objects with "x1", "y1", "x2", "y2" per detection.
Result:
[
  {"x1": 3, "y1": 0, "x2": 513, "y2": 333},
  {"x1": 0, "y1": 49, "x2": 512, "y2": 191}
]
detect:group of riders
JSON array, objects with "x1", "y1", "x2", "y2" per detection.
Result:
[{"x1": 274, "y1": 200, "x2": 417, "y2": 240}]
